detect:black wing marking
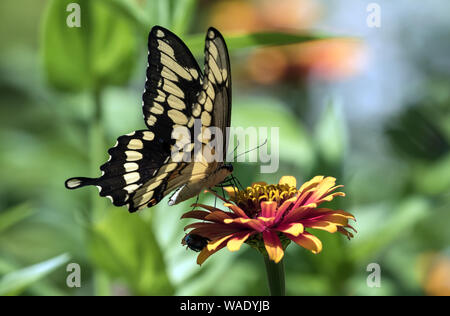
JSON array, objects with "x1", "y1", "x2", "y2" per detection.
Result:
[
  {"x1": 143, "y1": 26, "x2": 203, "y2": 132},
  {"x1": 65, "y1": 130, "x2": 175, "y2": 210}
]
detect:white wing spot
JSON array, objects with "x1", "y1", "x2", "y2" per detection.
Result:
[
  {"x1": 143, "y1": 131, "x2": 155, "y2": 141},
  {"x1": 125, "y1": 151, "x2": 143, "y2": 161}
]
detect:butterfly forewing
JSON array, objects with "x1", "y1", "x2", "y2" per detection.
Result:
[{"x1": 143, "y1": 27, "x2": 203, "y2": 131}]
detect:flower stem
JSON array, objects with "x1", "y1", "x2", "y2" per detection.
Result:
[{"x1": 263, "y1": 256, "x2": 285, "y2": 296}]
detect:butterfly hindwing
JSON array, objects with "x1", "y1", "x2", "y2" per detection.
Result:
[{"x1": 65, "y1": 130, "x2": 174, "y2": 209}]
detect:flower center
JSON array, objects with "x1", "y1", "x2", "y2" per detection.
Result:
[{"x1": 230, "y1": 183, "x2": 298, "y2": 217}]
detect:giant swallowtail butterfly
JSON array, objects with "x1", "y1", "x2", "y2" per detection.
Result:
[{"x1": 65, "y1": 26, "x2": 233, "y2": 212}]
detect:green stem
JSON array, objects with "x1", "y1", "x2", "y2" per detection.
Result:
[{"x1": 263, "y1": 256, "x2": 285, "y2": 296}]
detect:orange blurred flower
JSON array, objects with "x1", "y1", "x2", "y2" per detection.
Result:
[
  {"x1": 421, "y1": 254, "x2": 450, "y2": 296},
  {"x1": 209, "y1": 0, "x2": 262, "y2": 32},
  {"x1": 288, "y1": 39, "x2": 367, "y2": 80},
  {"x1": 258, "y1": 0, "x2": 321, "y2": 30},
  {"x1": 182, "y1": 176, "x2": 356, "y2": 265}
]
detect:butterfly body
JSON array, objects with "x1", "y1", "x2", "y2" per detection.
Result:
[{"x1": 65, "y1": 26, "x2": 232, "y2": 212}]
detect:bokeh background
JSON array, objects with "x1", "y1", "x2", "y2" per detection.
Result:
[{"x1": 1, "y1": 0, "x2": 449, "y2": 296}]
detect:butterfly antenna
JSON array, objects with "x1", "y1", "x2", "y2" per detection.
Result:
[
  {"x1": 234, "y1": 138, "x2": 268, "y2": 161},
  {"x1": 227, "y1": 140, "x2": 240, "y2": 163},
  {"x1": 221, "y1": 186, "x2": 226, "y2": 201},
  {"x1": 231, "y1": 174, "x2": 244, "y2": 191},
  {"x1": 190, "y1": 195, "x2": 200, "y2": 212}
]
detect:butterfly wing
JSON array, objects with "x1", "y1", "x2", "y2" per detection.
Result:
[
  {"x1": 66, "y1": 26, "x2": 203, "y2": 212},
  {"x1": 167, "y1": 27, "x2": 233, "y2": 205},
  {"x1": 204, "y1": 27, "x2": 232, "y2": 156},
  {"x1": 143, "y1": 26, "x2": 203, "y2": 132},
  {"x1": 65, "y1": 130, "x2": 175, "y2": 210},
  {"x1": 65, "y1": 26, "x2": 232, "y2": 212}
]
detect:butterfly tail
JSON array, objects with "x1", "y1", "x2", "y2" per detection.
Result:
[{"x1": 65, "y1": 177, "x2": 97, "y2": 190}]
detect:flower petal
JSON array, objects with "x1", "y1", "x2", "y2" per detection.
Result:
[
  {"x1": 227, "y1": 231, "x2": 254, "y2": 252},
  {"x1": 282, "y1": 205, "x2": 313, "y2": 223},
  {"x1": 338, "y1": 226, "x2": 356, "y2": 240},
  {"x1": 224, "y1": 203, "x2": 249, "y2": 218},
  {"x1": 207, "y1": 235, "x2": 232, "y2": 251},
  {"x1": 197, "y1": 243, "x2": 227, "y2": 265},
  {"x1": 191, "y1": 203, "x2": 223, "y2": 213},
  {"x1": 302, "y1": 177, "x2": 338, "y2": 205},
  {"x1": 262, "y1": 230, "x2": 284, "y2": 263},
  {"x1": 205, "y1": 210, "x2": 234, "y2": 222},
  {"x1": 223, "y1": 186, "x2": 238, "y2": 199},
  {"x1": 186, "y1": 223, "x2": 243, "y2": 240},
  {"x1": 274, "y1": 197, "x2": 297, "y2": 223},
  {"x1": 314, "y1": 208, "x2": 356, "y2": 220},
  {"x1": 313, "y1": 214, "x2": 350, "y2": 226},
  {"x1": 303, "y1": 221, "x2": 338, "y2": 233},
  {"x1": 278, "y1": 176, "x2": 296, "y2": 187},
  {"x1": 298, "y1": 176, "x2": 325, "y2": 193},
  {"x1": 275, "y1": 222, "x2": 304, "y2": 236},
  {"x1": 180, "y1": 210, "x2": 210, "y2": 220},
  {"x1": 286, "y1": 232, "x2": 323, "y2": 254},
  {"x1": 314, "y1": 192, "x2": 346, "y2": 205},
  {"x1": 260, "y1": 201, "x2": 277, "y2": 218},
  {"x1": 223, "y1": 217, "x2": 266, "y2": 232}
]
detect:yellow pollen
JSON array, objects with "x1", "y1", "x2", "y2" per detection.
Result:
[{"x1": 230, "y1": 183, "x2": 298, "y2": 217}]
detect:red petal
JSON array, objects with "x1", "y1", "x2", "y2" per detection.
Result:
[
  {"x1": 260, "y1": 201, "x2": 277, "y2": 218},
  {"x1": 224, "y1": 203, "x2": 249, "y2": 219},
  {"x1": 262, "y1": 230, "x2": 284, "y2": 263}
]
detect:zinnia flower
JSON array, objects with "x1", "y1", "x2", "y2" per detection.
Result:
[{"x1": 181, "y1": 175, "x2": 356, "y2": 265}]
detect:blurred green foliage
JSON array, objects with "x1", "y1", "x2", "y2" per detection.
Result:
[{"x1": 0, "y1": 0, "x2": 449, "y2": 296}]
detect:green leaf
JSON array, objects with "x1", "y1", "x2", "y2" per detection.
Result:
[
  {"x1": 0, "y1": 253, "x2": 70, "y2": 296},
  {"x1": 157, "y1": 0, "x2": 171, "y2": 28},
  {"x1": 41, "y1": 0, "x2": 138, "y2": 92},
  {"x1": 231, "y1": 96, "x2": 315, "y2": 173},
  {"x1": 88, "y1": 209, "x2": 173, "y2": 295},
  {"x1": 412, "y1": 153, "x2": 450, "y2": 195},
  {"x1": 314, "y1": 100, "x2": 348, "y2": 166},
  {"x1": 171, "y1": 0, "x2": 198, "y2": 35},
  {"x1": 185, "y1": 31, "x2": 342, "y2": 57},
  {"x1": 349, "y1": 197, "x2": 429, "y2": 263},
  {"x1": 0, "y1": 203, "x2": 33, "y2": 233},
  {"x1": 99, "y1": 0, "x2": 151, "y2": 30}
]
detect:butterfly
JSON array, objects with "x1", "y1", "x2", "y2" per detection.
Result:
[{"x1": 65, "y1": 26, "x2": 233, "y2": 212}]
